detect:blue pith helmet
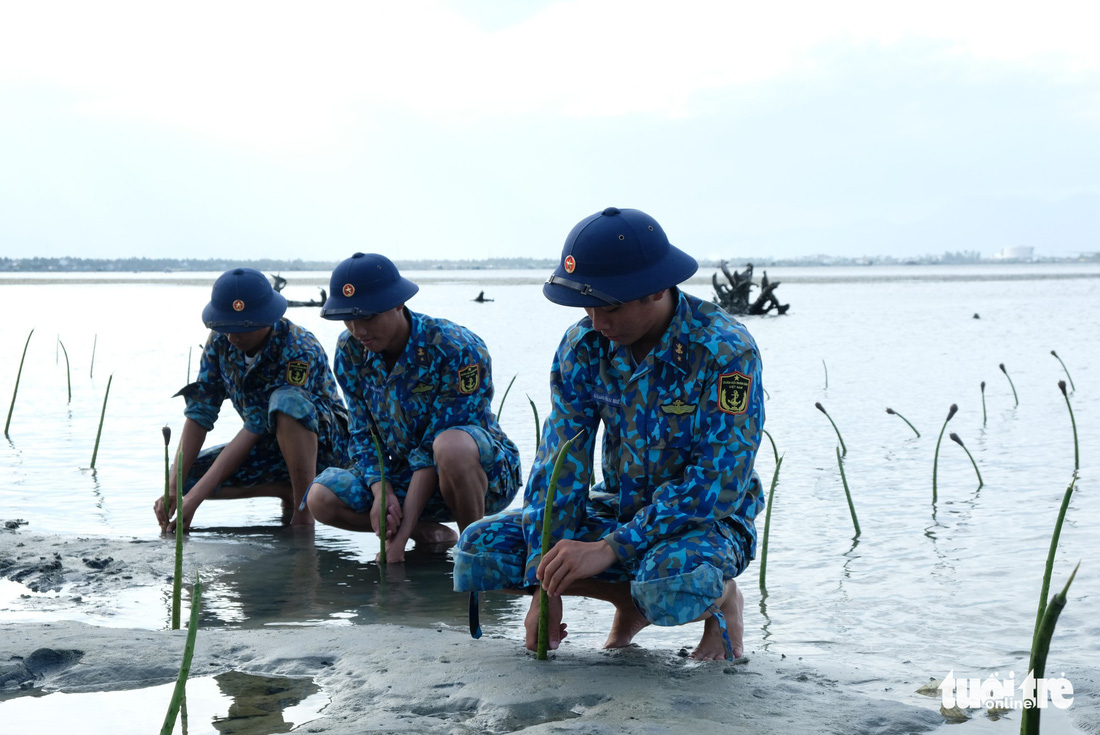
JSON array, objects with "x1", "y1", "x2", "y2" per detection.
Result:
[
  {"x1": 202, "y1": 267, "x2": 287, "y2": 333},
  {"x1": 543, "y1": 207, "x2": 698, "y2": 307},
  {"x1": 320, "y1": 252, "x2": 419, "y2": 320}
]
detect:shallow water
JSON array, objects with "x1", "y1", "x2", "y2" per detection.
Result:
[{"x1": 2, "y1": 264, "x2": 1098, "y2": 731}]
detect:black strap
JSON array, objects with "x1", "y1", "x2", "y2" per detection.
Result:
[{"x1": 545, "y1": 274, "x2": 623, "y2": 306}]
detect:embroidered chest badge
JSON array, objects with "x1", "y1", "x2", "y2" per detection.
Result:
[
  {"x1": 718, "y1": 371, "x2": 751, "y2": 415},
  {"x1": 286, "y1": 360, "x2": 310, "y2": 387},
  {"x1": 660, "y1": 398, "x2": 696, "y2": 415},
  {"x1": 458, "y1": 364, "x2": 480, "y2": 395},
  {"x1": 411, "y1": 383, "x2": 433, "y2": 394}
]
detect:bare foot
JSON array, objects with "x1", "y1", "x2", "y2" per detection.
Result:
[
  {"x1": 525, "y1": 593, "x2": 567, "y2": 652},
  {"x1": 691, "y1": 580, "x2": 744, "y2": 661},
  {"x1": 603, "y1": 602, "x2": 650, "y2": 649},
  {"x1": 281, "y1": 498, "x2": 294, "y2": 525},
  {"x1": 410, "y1": 521, "x2": 459, "y2": 546}
]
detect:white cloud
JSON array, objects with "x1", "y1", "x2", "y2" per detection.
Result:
[{"x1": 3, "y1": 0, "x2": 1098, "y2": 155}]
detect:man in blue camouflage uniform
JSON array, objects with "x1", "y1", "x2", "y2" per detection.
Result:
[
  {"x1": 455, "y1": 207, "x2": 765, "y2": 660},
  {"x1": 306, "y1": 253, "x2": 521, "y2": 562},
  {"x1": 154, "y1": 267, "x2": 349, "y2": 532}
]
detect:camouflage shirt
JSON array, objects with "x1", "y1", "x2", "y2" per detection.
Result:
[
  {"x1": 178, "y1": 317, "x2": 348, "y2": 437},
  {"x1": 334, "y1": 309, "x2": 518, "y2": 485},
  {"x1": 521, "y1": 290, "x2": 765, "y2": 584}
]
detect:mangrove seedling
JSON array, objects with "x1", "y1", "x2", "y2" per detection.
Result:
[
  {"x1": 1051, "y1": 350, "x2": 1075, "y2": 393},
  {"x1": 527, "y1": 394, "x2": 541, "y2": 451},
  {"x1": 58, "y1": 337, "x2": 72, "y2": 403},
  {"x1": 886, "y1": 407, "x2": 920, "y2": 437},
  {"x1": 160, "y1": 572, "x2": 203, "y2": 735},
  {"x1": 980, "y1": 381, "x2": 987, "y2": 425},
  {"x1": 822, "y1": 359, "x2": 828, "y2": 390},
  {"x1": 815, "y1": 402, "x2": 846, "y2": 456},
  {"x1": 931, "y1": 403, "x2": 958, "y2": 504},
  {"x1": 758, "y1": 451, "x2": 784, "y2": 590},
  {"x1": 1021, "y1": 563, "x2": 1080, "y2": 735},
  {"x1": 187, "y1": 345, "x2": 192, "y2": 384},
  {"x1": 496, "y1": 373, "x2": 517, "y2": 421},
  {"x1": 4, "y1": 328, "x2": 34, "y2": 437},
  {"x1": 948, "y1": 433, "x2": 983, "y2": 488},
  {"x1": 89, "y1": 373, "x2": 114, "y2": 469},
  {"x1": 762, "y1": 428, "x2": 779, "y2": 466},
  {"x1": 538, "y1": 431, "x2": 582, "y2": 660},
  {"x1": 90, "y1": 333, "x2": 97, "y2": 379},
  {"x1": 1058, "y1": 381, "x2": 1079, "y2": 471},
  {"x1": 836, "y1": 446, "x2": 860, "y2": 537},
  {"x1": 162, "y1": 426, "x2": 172, "y2": 525},
  {"x1": 1031, "y1": 472, "x2": 1077, "y2": 652},
  {"x1": 370, "y1": 428, "x2": 388, "y2": 565},
  {"x1": 999, "y1": 363, "x2": 1018, "y2": 407},
  {"x1": 172, "y1": 450, "x2": 184, "y2": 629}
]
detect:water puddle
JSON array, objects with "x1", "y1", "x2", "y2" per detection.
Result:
[{"x1": 0, "y1": 671, "x2": 327, "y2": 734}]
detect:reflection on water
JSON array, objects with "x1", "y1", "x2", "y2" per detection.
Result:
[{"x1": 0, "y1": 673, "x2": 327, "y2": 735}]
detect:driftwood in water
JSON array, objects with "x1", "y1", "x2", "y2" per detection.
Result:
[
  {"x1": 712, "y1": 261, "x2": 789, "y2": 316},
  {"x1": 270, "y1": 274, "x2": 326, "y2": 308}
]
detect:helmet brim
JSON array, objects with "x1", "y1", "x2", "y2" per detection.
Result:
[
  {"x1": 202, "y1": 291, "x2": 287, "y2": 333},
  {"x1": 320, "y1": 278, "x2": 419, "y2": 320},
  {"x1": 543, "y1": 245, "x2": 698, "y2": 307}
]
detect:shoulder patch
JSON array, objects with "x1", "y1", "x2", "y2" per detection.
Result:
[
  {"x1": 287, "y1": 360, "x2": 310, "y2": 387},
  {"x1": 717, "y1": 371, "x2": 751, "y2": 415},
  {"x1": 458, "y1": 364, "x2": 480, "y2": 395}
]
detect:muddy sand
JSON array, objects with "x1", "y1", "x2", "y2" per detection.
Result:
[{"x1": 1, "y1": 522, "x2": 1089, "y2": 734}]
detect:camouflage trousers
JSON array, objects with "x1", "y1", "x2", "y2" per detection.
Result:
[
  {"x1": 454, "y1": 508, "x2": 750, "y2": 626},
  {"x1": 183, "y1": 386, "x2": 349, "y2": 495},
  {"x1": 311, "y1": 425, "x2": 521, "y2": 523}
]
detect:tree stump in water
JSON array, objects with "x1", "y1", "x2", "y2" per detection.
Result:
[{"x1": 712, "y1": 261, "x2": 790, "y2": 316}]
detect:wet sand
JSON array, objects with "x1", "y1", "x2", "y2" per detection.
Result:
[{"x1": 2, "y1": 524, "x2": 1095, "y2": 734}]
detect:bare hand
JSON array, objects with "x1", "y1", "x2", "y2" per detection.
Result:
[
  {"x1": 536, "y1": 539, "x2": 617, "y2": 597},
  {"x1": 525, "y1": 592, "x2": 567, "y2": 652},
  {"x1": 370, "y1": 486, "x2": 402, "y2": 540},
  {"x1": 165, "y1": 494, "x2": 199, "y2": 534},
  {"x1": 153, "y1": 495, "x2": 174, "y2": 532}
]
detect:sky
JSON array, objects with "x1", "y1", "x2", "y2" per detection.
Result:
[{"x1": 1, "y1": 0, "x2": 1098, "y2": 263}]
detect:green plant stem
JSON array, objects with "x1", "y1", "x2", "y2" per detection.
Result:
[
  {"x1": 58, "y1": 338, "x2": 72, "y2": 403},
  {"x1": 981, "y1": 381, "x2": 987, "y2": 426},
  {"x1": 1031, "y1": 473, "x2": 1077, "y2": 653},
  {"x1": 538, "y1": 431, "x2": 581, "y2": 660},
  {"x1": 758, "y1": 454, "x2": 783, "y2": 590},
  {"x1": 950, "y1": 434, "x2": 983, "y2": 488},
  {"x1": 932, "y1": 405, "x2": 957, "y2": 504},
  {"x1": 1051, "y1": 350, "x2": 1075, "y2": 392},
  {"x1": 822, "y1": 359, "x2": 828, "y2": 390},
  {"x1": 527, "y1": 394, "x2": 541, "y2": 451},
  {"x1": 836, "y1": 447, "x2": 860, "y2": 537},
  {"x1": 90, "y1": 334, "x2": 97, "y2": 379},
  {"x1": 173, "y1": 450, "x2": 184, "y2": 630},
  {"x1": 1000, "y1": 363, "x2": 1018, "y2": 407},
  {"x1": 161, "y1": 573, "x2": 203, "y2": 735},
  {"x1": 89, "y1": 374, "x2": 113, "y2": 469},
  {"x1": 762, "y1": 429, "x2": 779, "y2": 465},
  {"x1": 371, "y1": 429, "x2": 387, "y2": 565},
  {"x1": 1061, "y1": 388, "x2": 1079, "y2": 472},
  {"x1": 496, "y1": 374, "x2": 517, "y2": 420},
  {"x1": 887, "y1": 408, "x2": 920, "y2": 437},
  {"x1": 1022, "y1": 563, "x2": 1079, "y2": 735},
  {"x1": 815, "y1": 402, "x2": 847, "y2": 456},
  {"x1": 187, "y1": 345, "x2": 192, "y2": 384},
  {"x1": 4, "y1": 329, "x2": 34, "y2": 437}
]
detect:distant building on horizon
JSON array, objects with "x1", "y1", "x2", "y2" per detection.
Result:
[{"x1": 993, "y1": 245, "x2": 1035, "y2": 261}]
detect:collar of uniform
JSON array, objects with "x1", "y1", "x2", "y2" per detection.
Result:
[
  {"x1": 651, "y1": 289, "x2": 694, "y2": 374},
  {"x1": 404, "y1": 309, "x2": 432, "y2": 371}
]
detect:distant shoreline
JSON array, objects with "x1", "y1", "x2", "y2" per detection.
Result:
[{"x1": 2, "y1": 254, "x2": 1098, "y2": 276}]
